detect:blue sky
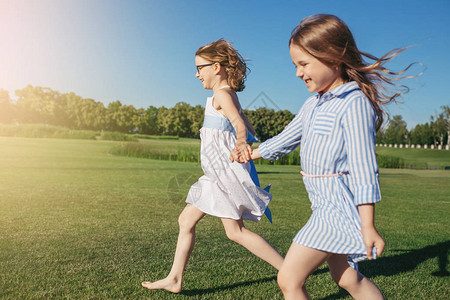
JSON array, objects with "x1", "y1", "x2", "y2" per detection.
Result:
[{"x1": 1, "y1": 0, "x2": 449, "y2": 129}]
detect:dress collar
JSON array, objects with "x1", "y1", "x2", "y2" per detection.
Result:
[{"x1": 316, "y1": 81, "x2": 360, "y2": 104}]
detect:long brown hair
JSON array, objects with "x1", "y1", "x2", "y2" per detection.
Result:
[
  {"x1": 196, "y1": 39, "x2": 249, "y2": 92},
  {"x1": 290, "y1": 14, "x2": 417, "y2": 130}
]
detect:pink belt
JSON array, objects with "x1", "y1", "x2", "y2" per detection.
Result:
[{"x1": 300, "y1": 171, "x2": 349, "y2": 178}]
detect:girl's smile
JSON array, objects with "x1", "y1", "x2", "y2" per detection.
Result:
[{"x1": 289, "y1": 45, "x2": 344, "y2": 94}]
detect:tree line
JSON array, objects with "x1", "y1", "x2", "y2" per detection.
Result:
[
  {"x1": 0, "y1": 85, "x2": 294, "y2": 141},
  {"x1": 0, "y1": 85, "x2": 448, "y2": 145},
  {"x1": 376, "y1": 109, "x2": 450, "y2": 147}
]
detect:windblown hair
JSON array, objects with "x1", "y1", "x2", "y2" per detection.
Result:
[
  {"x1": 290, "y1": 14, "x2": 418, "y2": 130},
  {"x1": 196, "y1": 39, "x2": 249, "y2": 92}
]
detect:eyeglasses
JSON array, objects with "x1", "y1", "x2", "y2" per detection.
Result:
[{"x1": 196, "y1": 63, "x2": 215, "y2": 73}]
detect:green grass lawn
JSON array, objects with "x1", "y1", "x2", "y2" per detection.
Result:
[
  {"x1": 375, "y1": 146, "x2": 450, "y2": 169},
  {"x1": 0, "y1": 137, "x2": 449, "y2": 299}
]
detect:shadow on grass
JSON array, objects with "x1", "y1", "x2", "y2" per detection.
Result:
[
  {"x1": 180, "y1": 241, "x2": 448, "y2": 299},
  {"x1": 361, "y1": 240, "x2": 449, "y2": 277},
  {"x1": 180, "y1": 276, "x2": 277, "y2": 296},
  {"x1": 315, "y1": 240, "x2": 450, "y2": 299}
]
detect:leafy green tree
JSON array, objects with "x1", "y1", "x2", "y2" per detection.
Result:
[
  {"x1": 136, "y1": 106, "x2": 159, "y2": 135},
  {"x1": 406, "y1": 129, "x2": 412, "y2": 146},
  {"x1": 376, "y1": 128, "x2": 385, "y2": 144},
  {"x1": 146, "y1": 106, "x2": 160, "y2": 134},
  {"x1": 119, "y1": 104, "x2": 139, "y2": 133},
  {"x1": 188, "y1": 105, "x2": 204, "y2": 138},
  {"x1": 438, "y1": 105, "x2": 450, "y2": 146},
  {"x1": 106, "y1": 101, "x2": 138, "y2": 133},
  {"x1": 0, "y1": 89, "x2": 14, "y2": 124},
  {"x1": 157, "y1": 106, "x2": 171, "y2": 135},
  {"x1": 64, "y1": 94, "x2": 107, "y2": 130},
  {"x1": 430, "y1": 115, "x2": 446, "y2": 147},
  {"x1": 170, "y1": 102, "x2": 194, "y2": 137},
  {"x1": 244, "y1": 108, "x2": 275, "y2": 141},
  {"x1": 410, "y1": 124, "x2": 422, "y2": 145},
  {"x1": 15, "y1": 85, "x2": 61, "y2": 124},
  {"x1": 61, "y1": 92, "x2": 82, "y2": 128},
  {"x1": 155, "y1": 102, "x2": 199, "y2": 137},
  {"x1": 273, "y1": 110, "x2": 294, "y2": 136},
  {"x1": 90, "y1": 100, "x2": 107, "y2": 131},
  {"x1": 410, "y1": 123, "x2": 434, "y2": 145},
  {"x1": 383, "y1": 115, "x2": 408, "y2": 145}
]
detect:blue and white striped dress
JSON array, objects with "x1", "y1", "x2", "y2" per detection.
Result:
[{"x1": 259, "y1": 81, "x2": 381, "y2": 263}]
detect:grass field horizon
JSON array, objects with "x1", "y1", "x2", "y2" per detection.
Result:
[
  {"x1": 109, "y1": 137, "x2": 450, "y2": 169},
  {"x1": 2, "y1": 123, "x2": 450, "y2": 169},
  {"x1": 1, "y1": 137, "x2": 449, "y2": 299}
]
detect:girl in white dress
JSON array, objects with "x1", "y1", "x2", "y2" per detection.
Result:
[{"x1": 142, "y1": 39, "x2": 283, "y2": 293}]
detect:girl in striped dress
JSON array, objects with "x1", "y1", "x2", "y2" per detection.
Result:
[
  {"x1": 142, "y1": 39, "x2": 283, "y2": 293},
  {"x1": 231, "y1": 14, "x2": 415, "y2": 299}
]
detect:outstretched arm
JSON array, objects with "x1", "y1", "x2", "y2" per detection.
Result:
[
  {"x1": 230, "y1": 107, "x2": 304, "y2": 164},
  {"x1": 257, "y1": 109, "x2": 303, "y2": 162}
]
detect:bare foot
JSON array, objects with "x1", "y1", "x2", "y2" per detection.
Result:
[{"x1": 141, "y1": 277, "x2": 182, "y2": 293}]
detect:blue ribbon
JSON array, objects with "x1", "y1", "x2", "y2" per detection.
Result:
[
  {"x1": 203, "y1": 115, "x2": 259, "y2": 143},
  {"x1": 249, "y1": 161, "x2": 272, "y2": 223}
]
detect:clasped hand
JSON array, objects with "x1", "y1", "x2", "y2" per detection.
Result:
[{"x1": 229, "y1": 141, "x2": 252, "y2": 163}]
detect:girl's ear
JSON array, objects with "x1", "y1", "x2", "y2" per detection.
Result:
[{"x1": 213, "y1": 62, "x2": 222, "y2": 74}]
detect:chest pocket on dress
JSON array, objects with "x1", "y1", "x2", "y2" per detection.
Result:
[{"x1": 312, "y1": 111, "x2": 337, "y2": 135}]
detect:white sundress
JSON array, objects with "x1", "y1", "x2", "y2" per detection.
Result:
[{"x1": 185, "y1": 88, "x2": 272, "y2": 222}]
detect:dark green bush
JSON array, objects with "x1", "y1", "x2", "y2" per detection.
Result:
[
  {"x1": 100, "y1": 131, "x2": 138, "y2": 142},
  {"x1": 376, "y1": 154, "x2": 405, "y2": 168},
  {"x1": 134, "y1": 134, "x2": 179, "y2": 140},
  {"x1": 109, "y1": 143, "x2": 200, "y2": 162}
]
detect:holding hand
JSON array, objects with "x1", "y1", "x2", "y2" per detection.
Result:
[
  {"x1": 229, "y1": 147, "x2": 240, "y2": 162},
  {"x1": 236, "y1": 141, "x2": 252, "y2": 163},
  {"x1": 229, "y1": 143, "x2": 252, "y2": 163}
]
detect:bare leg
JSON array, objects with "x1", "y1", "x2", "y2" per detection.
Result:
[
  {"x1": 327, "y1": 254, "x2": 384, "y2": 300},
  {"x1": 277, "y1": 242, "x2": 330, "y2": 300},
  {"x1": 221, "y1": 218, "x2": 284, "y2": 270},
  {"x1": 142, "y1": 204, "x2": 206, "y2": 293}
]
